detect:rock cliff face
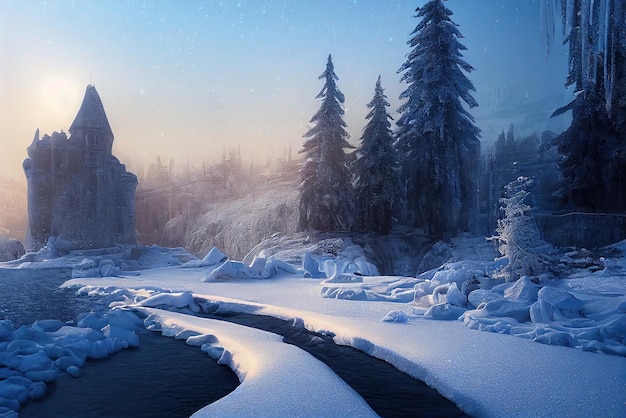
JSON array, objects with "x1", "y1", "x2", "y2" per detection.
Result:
[{"x1": 23, "y1": 85, "x2": 137, "y2": 251}]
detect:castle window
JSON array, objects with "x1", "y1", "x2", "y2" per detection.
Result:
[{"x1": 86, "y1": 133, "x2": 98, "y2": 146}]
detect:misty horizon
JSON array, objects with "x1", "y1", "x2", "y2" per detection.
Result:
[{"x1": 1, "y1": 0, "x2": 571, "y2": 183}]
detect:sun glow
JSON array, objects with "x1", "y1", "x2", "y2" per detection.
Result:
[{"x1": 40, "y1": 77, "x2": 82, "y2": 117}]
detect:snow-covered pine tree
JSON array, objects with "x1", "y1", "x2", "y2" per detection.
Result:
[
  {"x1": 396, "y1": 0, "x2": 481, "y2": 239},
  {"x1": 490, "y1": 177, "x2": 554, "y2": 282},
  {"x1": 542, "y1": 0, "x2": 626, "y2": 211},
  {"x1": 298, "y1": 55, "x2": 354, "y2": 232},
  {"x1": 354, "y1": 76, "x2": 400, "y2": 235}
]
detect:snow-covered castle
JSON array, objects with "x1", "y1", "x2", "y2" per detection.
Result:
[{"x1": 23, "y1": 85, "x2": 138, "y2": 251}]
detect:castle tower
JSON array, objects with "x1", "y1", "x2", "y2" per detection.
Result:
[
  {"x1": 69, "y1": 85, "x2": 114, "y2": 166},
  {"x1": 24, "y1": 85, "x2": 137, "y2": 252}
]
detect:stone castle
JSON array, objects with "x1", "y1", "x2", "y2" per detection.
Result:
[{"x1": 23, "y1": 85, "x2": 138, "y2": 251}]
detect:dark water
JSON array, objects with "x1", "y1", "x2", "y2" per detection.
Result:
[
  {"x1": 20, "y1": 330, "x2": 240, "y2": 418},
  {"x1": 0, "y1": 268, "x2": 240, "y2": 417},
  {"x1": 0, "y1": 267, "x2": 90, "y2": 326}
]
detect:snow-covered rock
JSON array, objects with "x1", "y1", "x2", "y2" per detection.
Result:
[
  {"x1": 382, "y1": 310, "x2": 409, "y2": 323},
  {"x1": 302, "y1": 252, "x2": 326, "y2": 278},
  {"x1": 182, "y1": 247, "x2": 227, "y2": 268},
  {"x1": 0, "y1": 310, "x2": 143, "y2": 415},
  {"x1": 0, "y1": 237, "x2": 25, "y2": 262},
  {"x1": 424, "y1": 303, "x2": 468, "y2": 320},
  {"x1": 203, "y1": 255, "x2": 296, "y2": 281},
  {"x1": 529, "y1": 286, "x2": 584, "y2": 323}
]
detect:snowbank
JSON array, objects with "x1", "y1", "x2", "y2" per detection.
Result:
[
  {"x1": 3, "y1": 234, "x2": 625, "y2": 417},
  {"x1": 136, "y1": 308, "x2": 377, "y2": 417},
  {"x1": 322, "y1": 236, "x2": 626, "y2": 357},
  {"x1": 65, "y1": 285, "x2": 626, "y2": 418}
]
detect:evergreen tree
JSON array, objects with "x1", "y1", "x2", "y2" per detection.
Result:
[
  {"x1": 298, "y1": 55, "x2": 354, "y2": 232},
  {"x1": 354, "y1": 76, "x2": 399, "y2": 235},
  {"x1": 543, "y1": 0, "x2": 626, "y2": 211},
  {"x1": 490, "y1": 177, "x2": 554, "y2": 282},
  {"x1": 396, "y1": 0, "x2": 481, "y2": 238}
]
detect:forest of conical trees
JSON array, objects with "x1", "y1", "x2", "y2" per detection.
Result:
[
  {"x1": 298, "y1": 0, "x2": 481, "y2": 240},
  {"x1": 295, "y1": 0, "x2": 625, "y2": 244}
]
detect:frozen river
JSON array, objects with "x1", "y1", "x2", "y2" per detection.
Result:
[
  {"x1": 0, "y1": 267, "x2": 91, "y2": 326},
  {"x1": 0, "y1": 267, "x2": 241, "y2": 417}
]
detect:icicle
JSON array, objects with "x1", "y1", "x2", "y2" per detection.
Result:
[
  {"x1": 541, "y1": 0, "x2": 558, "y2": 55},
  {"x1": 580, "y1": 0, "x2": 590, "y2": 91},
  {"x1": 562, "y1": 0, "x2": 574, "y2": 40},
  {"x1": 546, "y1": 0, "x2": 622, "y2": 116},
  {"x1": 604, "y1": 0, "x2": 622, "y2": 116}
]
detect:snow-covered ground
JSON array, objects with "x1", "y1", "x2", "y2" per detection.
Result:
[{"x1": 1, "y1": 237, "x2": 625, "y2": 417}]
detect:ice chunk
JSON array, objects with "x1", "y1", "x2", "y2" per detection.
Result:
[
  {"x1": 0, "y1": 376, "x2": 31, "y2": 404},
  {"x1": 101, "y1": 325, "x2": 139, "y2": 348},
  {"x1": 71, "y1": 258, "x2": 100, "y2": 278},
  {"x1": 266, "y1": 256, "x2": 297, "y2": 274},
  {"x1": 534, "y1": 330, "x2": 575, "y2": 347},
  {"x1": 321, "y1": 286, "x2": 367, "y2": 300},
  {"x1": 136, "y1": 291, "x2": 200, "y2": 313},
  {"x1": 354, "y1": 256, "x2": 379, "y2": 276},
  {"x1": 183, "y1": 247, "x2": 227, "y2": 268},
  {"x1": 104, "y1": 309, "x2": 146, "y2": 330},
  {"x1": 446, "y1": 282, "x2": 466, "y2": 307},
  {"x1": 467, "y1": 289, "x2": 500, "y2": 308},
  {"x1": 0, "y1": 321, "x2": 14, "y2": 342},
  {"x1": 66, "y1": 366, "x2": 81, "y2": 378},
  {"x1": 203, "y1": 255, "x2": 294, "y2": 281},
  {"x1": 15, "y1": 351, "x2": 53, "y2": 374},
  {"x1": 0, "y1": 395, "x2": 20, "y2": 413},
  {"x1": 466, "y1": 299, "x2": 531, "y2": 323},
  {"x1": 55, "y1": 354, "x2": 84, "y2": 371},
  {"x1": 382, "y1": 310, "x2": 409, "y2": 323},
  {"x1": 99, "y1": 259, "x2": 120, "y2": 277},
  {"x1": 424, "y1": 303, "x2": 468, "y2": 320},
  {"x1": 77, "y1": 313, "x2": 109, "y2": 331},
  {"x1": 530, "y1": 287, "x2": 584, "y2": 323},
  {"x1": 302, "y1": 252, "x2": 326, "y2": 278},
  {"x1": 186, "y1": 334, "x2": 219, "y2": 347},
  {"x1": 6, "y1": 340, "x2": 40, "y2": 354},
  {"x1": 503, "y1": 277, "x2": 539, "y2": 302},
  {"x1": 202, "y1": 345, "x2": 225, "y2": 361},
  {"x1": 321, "y1": 259, "x2": 363, "y2": 284},
  {"x1": 203, "y1": 260, "x2": 246, "y2": 281},
  {"x1": 32, "y1": 320, "x2": 65, "y2": 333}
]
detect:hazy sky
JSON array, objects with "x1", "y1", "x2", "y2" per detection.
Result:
[{"x1": 0, "y1": 0, "x2": 569, "y2": 180}]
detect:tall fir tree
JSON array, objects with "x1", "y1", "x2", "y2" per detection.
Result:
[
  {"x1": 542, "y1": 0, "x2": 626, "y2": 211},
  {"x1": 298, "y1": 55, "x2": 354, "y2": 232},
  {"x1": 396, "y1": 0, "x2": 481, "y2": 238},
  {"x1": 354, "y1": 76, "x2": 399, "y2": 235}
]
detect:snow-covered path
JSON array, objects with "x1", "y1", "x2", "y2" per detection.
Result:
[{"x1": 137, "y1": 308, "x2": 377, "y2": 418}]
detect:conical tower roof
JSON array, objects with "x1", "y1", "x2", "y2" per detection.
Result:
[{"x1": 69, "y1": 85, "x2": 113, "y2": 137}]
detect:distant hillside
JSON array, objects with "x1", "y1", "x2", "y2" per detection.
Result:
[{"x1": 164, "y1": 170, "x2": 300, "y2": 260}]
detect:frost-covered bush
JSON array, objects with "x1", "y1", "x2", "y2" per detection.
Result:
[
  {"x1": 490, "y1": 177, "x2": 554, "y2": 281},
  {"x1": 182, "y1": 185, "x2": 299, "y2": 260}
]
